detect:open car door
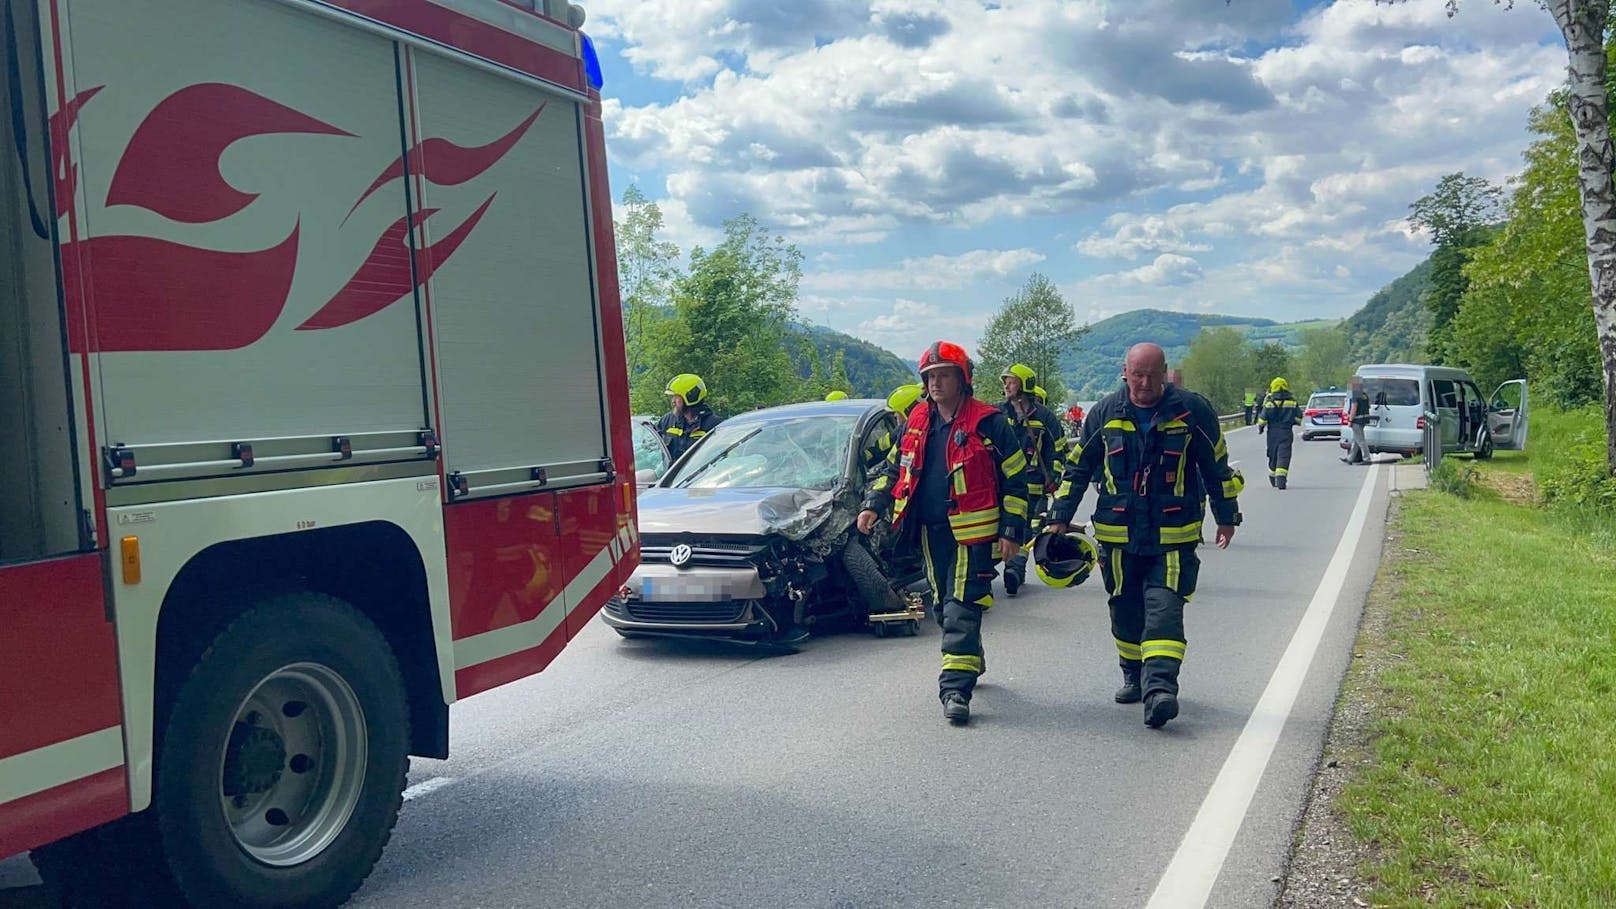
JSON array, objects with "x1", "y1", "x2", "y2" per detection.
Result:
[{"x1": 1487, "y1": 379, "x2": 1529, "y2": 450}]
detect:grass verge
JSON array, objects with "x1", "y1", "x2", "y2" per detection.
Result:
[{"x1": 1324, "y1": 407, "x2": 1616, "y2": 908}]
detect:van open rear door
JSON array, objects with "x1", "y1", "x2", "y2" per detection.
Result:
[{"x1": 1487, "y1": 380, "x2": 1529, "y2": 450}]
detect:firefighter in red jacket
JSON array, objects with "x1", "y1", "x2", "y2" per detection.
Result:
[{"x1": 858, "y1": 342, "x2": 1030, "y2": 725}]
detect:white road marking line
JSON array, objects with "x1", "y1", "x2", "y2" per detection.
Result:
[
  {"x1": 402, "y1": 776, "x2": 457, "y2": 801},
  {"x1": 1145, "y1": 462, "x2": 1381, "y2": 909}
]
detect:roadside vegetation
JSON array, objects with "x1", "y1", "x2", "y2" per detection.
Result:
[{"x1": 1320, "y1": 405, "x2": 1616, "y2": 907}]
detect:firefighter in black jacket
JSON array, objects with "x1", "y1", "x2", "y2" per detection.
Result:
[
  {"x1": 998, "y1": 363, "x2": 1060, "y2": 597},
  {"x1": 1047, "y1": 343, "x2": 1244, "y2": 729},
  {"x1": 859, "y1": 342, "x2": 1030, "y2": 726},
  {"x1": 655, "y1": 373, "x2": 721, "y2": 461},
  {"x1": 1257, "y1": 377, "x2": 1303, "y2": 489}
]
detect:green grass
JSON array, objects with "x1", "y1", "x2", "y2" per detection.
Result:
[{"x1": 1339, "y1": 406, "x2": 1616, "y2": 908}]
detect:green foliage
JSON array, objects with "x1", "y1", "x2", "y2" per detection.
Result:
[
  {"x1": 1249, "y1": 343, "x2": 1292, "y2": 393},
  {"x1": 1532, "y1": 405, "x2": 1616, "y2": 511},
  {"x1": 1455, "y1": 95, "x2": 1602, "y2": 408},
  {"x1": 1408, "y1": 173, "x2": 1501, "y2": 364},
  {"x1": 1294, "y1": 326, "x2": 1353, "y2": 391},
  {"x1": 616, "y1": 186, "x2": 682, "y2": 390},
  {"x1": 1341, "y1": 259, "x2": 1434, "y2": 367},
  {"x1": 1180, "y1": 327, "x2": 1252, "y2": 413},
  {"x1": 788, "y1": 324, "x2": 915, "y2": 399},
  {"x1": 1428, "y1": 456, "x2": 1479, "y2": 498},
  {"x1": 976, "y1": 273, "x2": 1087, "y2": 405}
]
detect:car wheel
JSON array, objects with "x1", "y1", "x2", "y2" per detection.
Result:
[
  {"x1": 840, "y1": 539, "x2": 905, "y2": 622},
  {"x1": 1474, "y1": 432, "x2": 1494, "y2": 460}
]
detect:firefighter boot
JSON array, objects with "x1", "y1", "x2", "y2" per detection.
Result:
[
  {"x1": 1004, "y1": 567, "x2": 1022, "y2": 597},
  {"x1": 1114, "y1": 666, "x2": 1142, "y2": 704},
  {"x1": 1144, "y1": 691, "x2": 1179, "y2": 728},
  {"x1": 942, "y1": 691, "x2": 970, "y2": 725},
  {"x1": 1277, "y1": 475, "x2": 1288, "y2": 490}
]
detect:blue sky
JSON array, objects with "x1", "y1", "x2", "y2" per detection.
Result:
[{"x1": 585, "y1": 0, "x2": 1565, "y2": 360}]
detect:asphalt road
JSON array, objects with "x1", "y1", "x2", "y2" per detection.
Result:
[{"x1": 0, "y1": 424, "x2": 1393, "y2": 909}]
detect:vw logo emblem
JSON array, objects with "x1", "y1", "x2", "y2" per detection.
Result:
[{"x1": 670, "y1": 543, "x2": 694, "y2": 568}]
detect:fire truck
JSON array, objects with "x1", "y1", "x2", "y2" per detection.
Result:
[{"x1": 0, "y1": 0, "x2": 637, "y2": 904}]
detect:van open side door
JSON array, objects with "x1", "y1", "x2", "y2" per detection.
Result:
[{"x1": 1487, "y1": 380, "x2": 1529, "y2": 450}]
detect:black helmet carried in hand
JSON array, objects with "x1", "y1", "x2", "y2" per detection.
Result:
[{"x1": 1033, "y1": 530, "x2": 1097, "y2": 588}]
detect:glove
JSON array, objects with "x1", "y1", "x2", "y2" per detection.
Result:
[{"x1": 1257, "y1": 424, "x2": 1265, "y2": 435}]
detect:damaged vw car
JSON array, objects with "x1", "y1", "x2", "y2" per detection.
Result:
[{"x1": 601, "y1": 398, "x2": 925, "y2": 645}]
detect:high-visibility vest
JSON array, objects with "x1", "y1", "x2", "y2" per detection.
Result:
[{"x1": 891, "y1": 397, "x2": 1003, "y2": 544}]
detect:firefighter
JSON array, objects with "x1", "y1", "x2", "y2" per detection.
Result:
[
  {"x1": 862, "y1": 383, "x2": 924, "y2": 470},
  {"x1": 1256, "y1": 377, "x2": 1303, "y2": 489},
  {"x1": 656, "y1": 373, "x2": 721, "y2": 461},
  {"x1": 1046, "y1": 343, "x2": 1243, "y2": 729},
  {"x1": 1039, "y1": 386, "x2": 1071, "y2": 462},
  {"x1": 1243, "y1": 388, "x2": 1257, "y2": 425},
  {"x1": 998, "y1": 364, "x2": 1060, "y2": 597},
  {"x1": 858, "y1": 342, "x2": 1030, "y2": 725}
]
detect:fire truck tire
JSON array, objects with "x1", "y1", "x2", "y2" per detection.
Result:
[{"x1": 153, "y1": 592, "x2": 410, "y2": 908}]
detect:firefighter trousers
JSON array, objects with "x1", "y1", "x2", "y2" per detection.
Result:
[
  {"x1": 1266, "y1": 428, "x2": 1295, "y2": 478},
  {"x1": 1004, "y1": 479, "x2": 1047, "y2": 580},
  {"x1": 920, "y1": 522, "x2": 995, "y2": 701},
  {"x1": 1097, "y1": 546, "x2": 1199, "y2": 699}
]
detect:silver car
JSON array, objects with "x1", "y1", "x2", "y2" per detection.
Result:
[
  {"x1": 602, "y1": 399, "x2": 922, "y2": 645},
  {"x1": 631, "y1": 414, "x2": 672, "y2": 486}
]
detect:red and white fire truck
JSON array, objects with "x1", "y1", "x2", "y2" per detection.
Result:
[{"x1": 1, "y1": 0, "x2": 637, "y2": 904}]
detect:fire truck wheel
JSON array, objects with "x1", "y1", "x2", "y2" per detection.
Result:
[{"x1": 154, "y1": 592, "x2": 410, "y2": 908}]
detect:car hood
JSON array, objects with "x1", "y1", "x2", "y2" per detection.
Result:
[{"x1": 637, "y1": 486, "x2": 839, "y2": 540}]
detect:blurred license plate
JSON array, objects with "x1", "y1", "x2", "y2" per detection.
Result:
[
  {"x1": 642, "y1": 575, "x2": 729, "y2": 602},
  {"x1": 1313, "y1": 416, "x2": 1336, "y2": 424}
]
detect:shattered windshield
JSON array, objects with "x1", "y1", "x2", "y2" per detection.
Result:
[{"x1": 666, "y1": 415, "x2": 858, "y2": 491}]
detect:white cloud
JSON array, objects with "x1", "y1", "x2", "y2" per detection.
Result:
[
  {"x1": 1104, "y1": 253, "x2": 1206, "y2": 287},
  {"x1": 802, "y1": 248, "x2": 1046, "y2": 292}
]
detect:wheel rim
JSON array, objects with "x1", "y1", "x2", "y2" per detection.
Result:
[{"x1": 218, "y1": 662, "x2": 367, "y2": 867}]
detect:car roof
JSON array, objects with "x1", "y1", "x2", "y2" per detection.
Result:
[
  {"x1": 720, "y1": 399, "x2": 888, "y2": 424},
  {"x1": 1356, "y1": 363, "x2": 1473, "y2": 379}
]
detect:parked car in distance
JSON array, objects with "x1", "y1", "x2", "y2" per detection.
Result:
[
  {"x1": 1301, "y1": 390, "x2": 1347, "y2": 441},
  {"x1": 602, "y1": 399, "x2": 922, "y2": 645},
  {"x1": 631, "y1": 414, "x2": 672, "y2": 486},
  {"x1": 1353, "y1": 364, "x2": 1528, "y2": 459}
]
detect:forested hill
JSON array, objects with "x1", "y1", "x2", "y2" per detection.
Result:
[
  {"x1": 1341, "y1": 256, "x2": 1434, "y2": 366},
  {"x1": 1058, "y1": 310, "x2": 1280, "y2": 399},
  {"x1": 791, "y1": 323, "x2": 916, "y2": 396}
]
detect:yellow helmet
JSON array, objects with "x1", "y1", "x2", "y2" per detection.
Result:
[
  {"x1": 1269, "y1": 377, "x2": 1289, "y2": 394},
  {"x1": 1033, "y1": 531, "x2": 1097, "y2": 588},
  {"x1": 1000, "y1": 363, "x2": 1037, "y2": 392},
  {"x1": 825, "y1": 390, "x2": 848, "y2": 401},
  {"x1": 665, "y1": 373, "x2": 708, "y2": 406},
  {"x1": 886, "y1": 383, "x2": 924, "y2": 416},
  {"x1": 1033, "y1": 385, "x2": 1048, "y2": 405}
]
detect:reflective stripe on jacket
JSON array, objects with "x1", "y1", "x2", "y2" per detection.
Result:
[{"x1": 1257, "y1": 392, "x2": 1303, "y2": 431}]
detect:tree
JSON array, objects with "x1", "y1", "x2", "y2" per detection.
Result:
[
  {"x1": 1408, "y1": 173, "x2": 1502, "y2": 362},
  {"x1": 1249, "y1": 343, "x2": 1294, "y2": 394},
  {"x1": 1454, "y1": 85, "x2": 1601, "y2": 402},
  {"x1": 975, "y1": 273, "x2": 1088, "y2": 403},
  {"x1": 1408, "y1": 0, "x2": 1616, "y2": 472},
  {"x1": 639, "y1": 214, "x2": 804, "y2": 415},
  {"x1": 1180, "y1": 327, "x2": 1253, "y2": 413},
  {"x1": 1294, "y1": 327, "x2": 1353, "y2": 391},
  {"x1": 615, "y1": 186, "x2": 682, "y2": 407}
]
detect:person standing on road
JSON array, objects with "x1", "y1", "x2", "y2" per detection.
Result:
[
  {"x1": 656, "y1": 373, "x2": 721, "y2": 461},
  {"x1": 1046, "y1": 343, "x2": 1243, "y2": 729},
  {"x1": 999, "y1": 364, "x2": 1060, "y2": 597},
  {"x1": 1243, "y1": 389, "x2": 1258, "y2": 425},
  {"x1": 1256, "y1": 377, "x2": 1303, "y2": 489},
  {"x1": 1342, "y1": 381, "x2": 1372, "y2": 465},
  {"x1": 858, "y1": 342, "x2": 1030, "y2": 726}
]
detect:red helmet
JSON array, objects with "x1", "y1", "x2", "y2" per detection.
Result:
[{"x1": 918, "y1": 341, "x2": 972, "y2": 385}]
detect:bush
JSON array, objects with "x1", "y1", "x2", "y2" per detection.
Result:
[
  {"x1": 1429, "y1": 457, "x2": 1479, "y2": 498},
  {"x1": 1529, "y1": 405, "x2": 1616, "y2": 511}
]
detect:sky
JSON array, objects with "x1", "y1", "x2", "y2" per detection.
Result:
[{"x1": 584, "y1": 0, "x2": 1568, "y2": 361}]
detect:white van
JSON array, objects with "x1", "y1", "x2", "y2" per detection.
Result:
[{"x1": 1354, "y1": 364, "x2": 1528, "y2": 459}]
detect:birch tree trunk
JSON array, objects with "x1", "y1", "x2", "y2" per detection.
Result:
[{"x1": 1547, "y1": 0, "x2": 1616, "y2": 474}]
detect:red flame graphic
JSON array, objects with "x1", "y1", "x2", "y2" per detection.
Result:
[
  {"x1": 50, "y1": 85, "x2": 104, "y2": 218},
  {"x1": 62, "y1": 226, "x2": 301, "y2": 353},
  {"x1": 299, "y1": 195, "x2": 497, "y2": 331},
  {"x1": 344, "y1": 104, "x2": 543, "y2": 221},
  {"x1": 106, "y1": 83, "x2": 353, "y2": 224}
]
